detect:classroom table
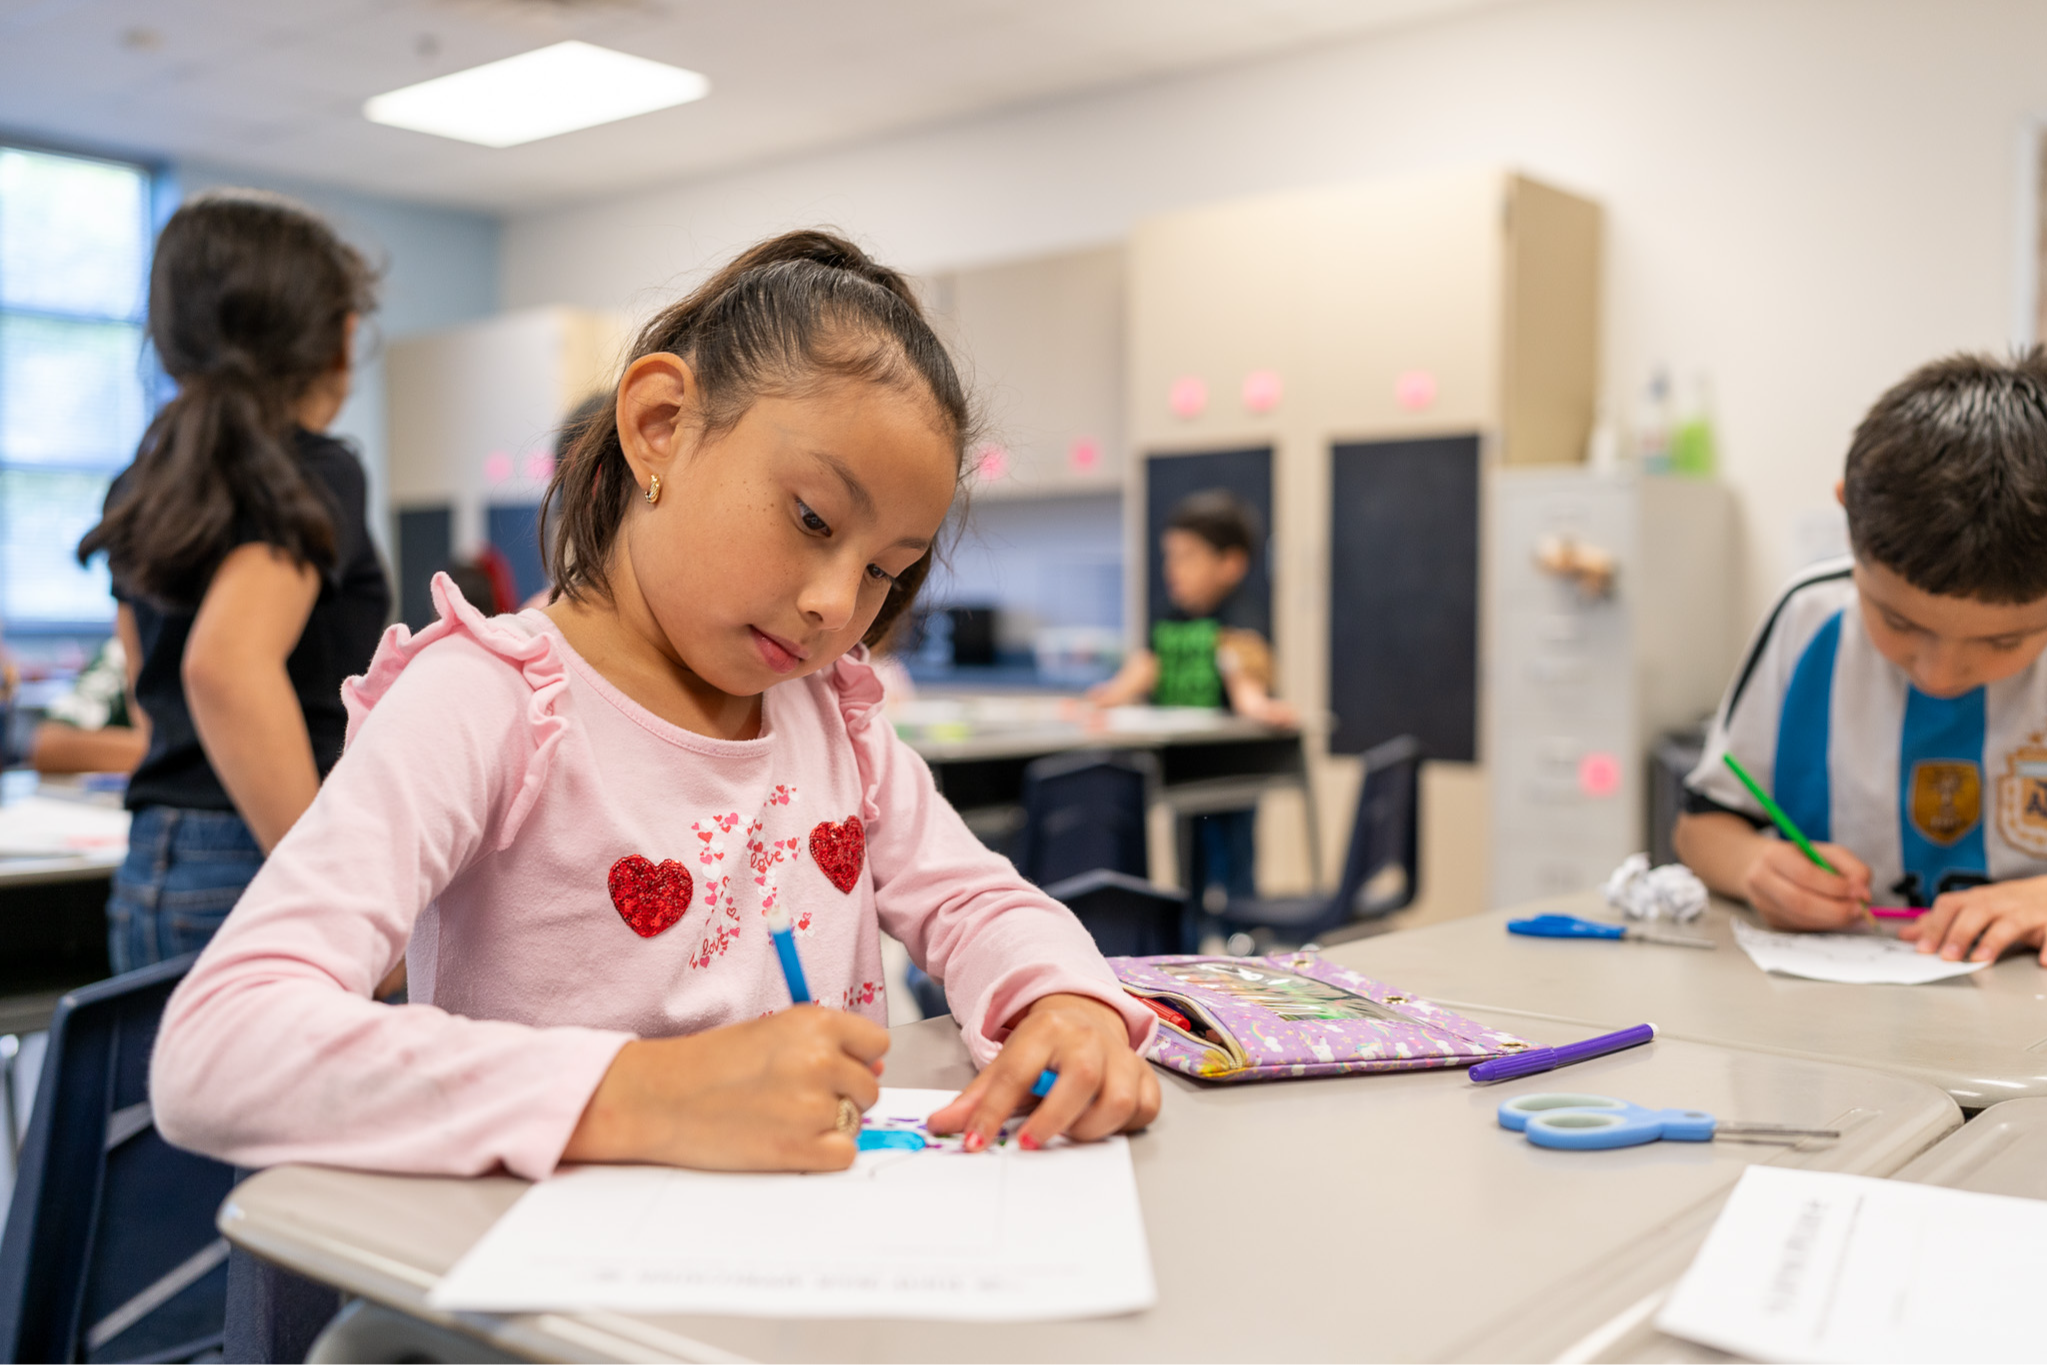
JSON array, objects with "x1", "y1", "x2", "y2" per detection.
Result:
[
  {"x1": 0, "y1": 781, "x2": 122, "y2": 1035},
  {"x1": 1571, "y1": 1094, "x2": 2047, "y2": 1360},
  {"x1": 220, "y1": 1011, "x2": 1959, "y2": 1363},
  {"x1": 1320, "y1": 892, "x2": 2047, "y2": 1110},
  {"x1": 900, "y1": 702, "x2": 1319, "y2": 881}
]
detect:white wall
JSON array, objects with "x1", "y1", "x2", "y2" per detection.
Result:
[{"x1": 503, "y1": 0, "x2": 2047, "y2": 625}]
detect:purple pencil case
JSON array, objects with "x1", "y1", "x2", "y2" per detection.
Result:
[{"x1": 1109, "y1": 952, "x2": 1535, "y2": 1082}]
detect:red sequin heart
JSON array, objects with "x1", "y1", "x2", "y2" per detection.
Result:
[
  {"x1": 607, "y1": 855, "x2": 693, "y2": 937},
  {"x1": 808, "y1": 817, "x2": 865, "y2": 894}
]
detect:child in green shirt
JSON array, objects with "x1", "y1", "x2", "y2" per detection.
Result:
[
  {"x1": 1091, "y1": 490, "x2": 1295, "y2": 904},
  {"x1": 1091, "y1": 490, "x2": 1295, "y2": 724}
]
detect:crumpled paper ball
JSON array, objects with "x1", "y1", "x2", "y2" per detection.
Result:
[{"x1": 1604, "y1": 852, "x2": 1708, "y2": 923}]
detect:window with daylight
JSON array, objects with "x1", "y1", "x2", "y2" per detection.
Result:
[{"x1": 0, "y1": 144, "x2": 154, "y2": 631}]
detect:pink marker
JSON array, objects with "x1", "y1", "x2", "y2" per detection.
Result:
[{"x1": 1869, "y1": 906, "x2": 1927, "y2": 919}]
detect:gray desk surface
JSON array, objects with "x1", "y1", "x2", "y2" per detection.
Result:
[
  {"x1": 1323, "y1": 892, "x2": 2047, "y2": 1110},
  {"x1": 221, "y1": 1011, "x2": 1958, "y2": 1364},
  {"x1": 1531, "y1": 1080, "x2": 2046, "y2": 1358}
]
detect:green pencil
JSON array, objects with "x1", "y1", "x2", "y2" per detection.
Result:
[{"x1": 1721, "y1": 752, "x2": 1841, "y2": 876}]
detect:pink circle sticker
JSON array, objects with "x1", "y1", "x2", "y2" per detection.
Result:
[
  {"x1": 975, "y1": 443, "x2": 1010, "y2": 481},
  {"x1": 1168, "y1": 375, "x2": 1208, "y2": 419},
  {"x1": 483, "y1": 450, "x2": 513, "y2": 484},
  {"x1": 1577, "y1": 751, "x2": 1623, "y2": 799},
  {"x1": 1395, "y1": 369, "x2": 1438, "y2": 412},
  {"x1": 1241, "y1": 369, "x2": 1283, "y2": 414},
  {"x1": 523, "y1": 452, "x2": 555, "y2": 483},
  {"x1": 1068, "y1": 437, "x2": 1101, "y2": 473}
]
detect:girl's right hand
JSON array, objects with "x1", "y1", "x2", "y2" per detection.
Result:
[
  {"x1": 562, "y1": 1007, "x2": 889, "y2": 1172},
  {"x1": 1742, "y1": 839, "x2": 1871, "y2": 930}
]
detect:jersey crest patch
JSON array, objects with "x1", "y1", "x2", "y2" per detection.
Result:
[
  {"x1": 1909, "y1": 759, "x2": 1982, "y2": 847},
  {"x1": 1996, "y1": 735, "x2": 2047, "y2": 857}
]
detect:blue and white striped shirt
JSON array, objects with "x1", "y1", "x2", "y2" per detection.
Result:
[{"x1": 1685, "y1": 557, "x2": 2047, "y2": 904}]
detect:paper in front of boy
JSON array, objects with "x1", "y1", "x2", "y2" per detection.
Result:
[{"x1": 429, "y1": 1088, "x2": 1155, "y2": 1321}]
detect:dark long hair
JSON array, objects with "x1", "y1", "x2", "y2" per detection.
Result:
[
  {"x1": 541, "y1": 229, "x2": 973, "y2": 648},
  {"x1": 78, "y1": 191, "x2": 377, "y2": 607}
]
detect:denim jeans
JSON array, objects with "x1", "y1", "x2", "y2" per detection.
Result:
[
  {"x1": 107, "y1": 805, "x2": 261, "y2": 975},
  {"x1": 1194, "y1": 807, "x2": 1259, "y2": 907}
]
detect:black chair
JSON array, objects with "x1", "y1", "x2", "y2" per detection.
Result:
[
  {"x1": 1043, "y1": 869, "x2": 1196, "y2": 958},
  {"x1": 1216, "y1": 734, "x2": 1424, "y2": 952},
  {"x1": 0, "y1": 954, "x2": 236, "y2": 1363},
  {"x1": 1011, "y1": 752, "x2": 1154, "y2": 887}
]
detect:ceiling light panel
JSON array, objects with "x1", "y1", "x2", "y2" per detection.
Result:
[{"x1": 363, "y1": 40, "x2": 709, "y2": 148}]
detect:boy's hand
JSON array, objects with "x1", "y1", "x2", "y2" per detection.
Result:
[
  {"x1": 562, "y1": 1006, "x2": 890, "y2": 1172},
  {"x1": 1901, "y1": 877, "x2": 2047, "y2": 963},
  {"x1": 927, "y1": 993, "x2": 1159, "y2": 1152},
  {"x1": 1743, "y1": 840, "x2": 1871, "y2": 930}
]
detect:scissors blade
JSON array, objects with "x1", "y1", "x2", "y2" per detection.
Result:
[
  {"x1": 1626, "y1": 928, "x2": 1717, "y2": 949},
  {"x1": 1714, "y1": 1122, "x2": 1841, "y2": 1144}
]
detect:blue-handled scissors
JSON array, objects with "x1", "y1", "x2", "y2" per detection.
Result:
[
  {"x1": 1507, "y1": 913, "x2": 1715, "y2": 949},
  {"x1": 1497, "y1": 1093, "x2": 1839, "y2": 1151}
]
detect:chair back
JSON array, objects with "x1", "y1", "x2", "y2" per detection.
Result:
[
  {"x1": 1013, "y1": 752, "x2": 1153, "y2": 886},
  {"x1": 0, "y1": 955, "x2": 234, "y2": 1363},
  {"x1": 1329, "y1": 735, "x2": 1424, "y2": 924},
  {"x1": 1042, "y1": 869, "x2": 1195, "y2": 958}
]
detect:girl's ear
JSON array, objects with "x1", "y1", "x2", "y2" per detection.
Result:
[{"x1": 616, "y1": 352, "x2": 698, "y2": 487}]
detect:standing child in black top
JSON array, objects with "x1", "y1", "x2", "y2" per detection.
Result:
[{"x1": 79, "y1": 191, "x2": 389, "y2": 973}]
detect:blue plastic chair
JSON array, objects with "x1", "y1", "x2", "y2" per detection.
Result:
[
  {"x1": 0, "y1": 953, "x2": 235, "y2": 1363},
  {"x1": 1044, "y1": 868, "x2": 1196, "y2": 958},
  {"x1": 1216, "y1": 734, "x2": 1424, "y2": 951},
  {"x1": 1012, "y1": 752, "x2": 1154, "y2": 887}
]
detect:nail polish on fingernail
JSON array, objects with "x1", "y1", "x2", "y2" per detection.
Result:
[
  {"x1": 963, "y1": 1131, "x2": 985, "y2": 1152},
  {"x1": 1018, "y1": 1132, "x2": 1040, "y2": 1151}
]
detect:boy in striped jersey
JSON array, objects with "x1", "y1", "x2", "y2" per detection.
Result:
[{"x1": 1678, "y1": 352, "x2": 2047, "y2": 966}]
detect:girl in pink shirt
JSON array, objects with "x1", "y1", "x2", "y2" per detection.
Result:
[{"x1": 150, "y1": 230, "x2": 1159, "y2": 1180}]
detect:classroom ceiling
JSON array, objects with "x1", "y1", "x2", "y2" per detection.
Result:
[{"x1": 0, "y1": 0, "x2": 1519, "y2": 214}]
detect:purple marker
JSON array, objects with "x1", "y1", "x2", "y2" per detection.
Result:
[{"x1": 1468, "y1": 1023, "x2": 1656, "y2": 1084}]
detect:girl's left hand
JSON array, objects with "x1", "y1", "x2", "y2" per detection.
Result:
[{"x1": 927, "y1": 993, "x2": 1160, "y2": 1151}]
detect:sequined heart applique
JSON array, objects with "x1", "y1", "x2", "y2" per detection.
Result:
[
  {"x1": 607, "y1": 855, "x2": 694, "y2": 937},
  {"x1": 808, "y1": 817, "x2": 865, "y2": 894}
]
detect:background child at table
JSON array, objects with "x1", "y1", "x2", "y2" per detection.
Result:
[
  {"x1": 77, "y1": 192, "x2": 388, "y2": 973},
  {"x1": 1677, "y1": 350, "x2": 2047, "y2": 965},
  {"x1": 1091, "y1": 489, "x2": 1296, "y2": 904},
  {"x1": 151, "y1": 230, "x2": 1158, "y2": 1186}
]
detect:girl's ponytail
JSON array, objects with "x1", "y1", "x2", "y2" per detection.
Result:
[
  {"x1": 544, "y1": 228, "x2": 973, "y2": 648},
  {"x1": 78, "y1": 191, "x2": 377, "y2": 607}
]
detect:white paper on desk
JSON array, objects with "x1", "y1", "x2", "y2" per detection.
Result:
[
  {"x1": 1657, "y1": 1165, "x2": 2047, "y2": 1363},
  {"x1": 0, "y1": 796, "x2": 129, "y2": 856},
  {"x1": 428, "y1": 1088, "x2": 1155, "y2": 1321},
  {"x1": 1730, "y1": 920, "x2": 1988, "y2": 985}
]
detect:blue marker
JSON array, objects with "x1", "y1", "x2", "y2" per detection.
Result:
[
  {"x1": 766, "y1": 905, "x2": 810, "y2": 1004},
  {"x1": 1031, "y1": 1069, "x2": 1057, "y2": 1098}
]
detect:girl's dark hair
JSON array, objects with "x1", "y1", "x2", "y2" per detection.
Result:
[
  {"x1": 78, "y1": 190, "x2": 376, "y2": 606},
  {"x1": 1844, "y1": 347, "x2": 2047, "y2": 603},
  {"x1": 542, "y1": 229, "x2": 973, "y2": 648}
]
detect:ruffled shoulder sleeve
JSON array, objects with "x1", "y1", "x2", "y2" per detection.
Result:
[
  {"x1": 823, "y1": 644, "x2": 893, "y2": 825},
  {"x1": 342, "y1": 572, "x2": 569, "y2": 848}
]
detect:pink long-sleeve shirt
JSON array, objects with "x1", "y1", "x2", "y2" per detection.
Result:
[{"x1": 150, "y1": 576, "x2": 1152, "y2": 1179}]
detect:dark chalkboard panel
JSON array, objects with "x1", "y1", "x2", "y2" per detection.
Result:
[
  {"x1": 1144, "y1": 447, "x2": 1273, "y2": 640},
  {"x1": 1328, "y1": 436, "x2": 1480, "y2": 760},
  {"x1": 396, "y1": 505, "x2": 451, "y2": 631},
  {"x1": 486, "y1": 502, "x2": 547, "y2": 606}
]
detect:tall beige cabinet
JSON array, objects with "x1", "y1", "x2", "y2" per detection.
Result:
[
  {"x1": 385, "y1": 307, "x2": 625, "y2": 623},
  {"x1": 1126, "y1": 169, "x2": 1603, "y2": 908}
]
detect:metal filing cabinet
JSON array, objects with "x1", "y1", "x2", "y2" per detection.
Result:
[{"x1": 1486, "y1": 468, "x2": 1736, "y2": 907}]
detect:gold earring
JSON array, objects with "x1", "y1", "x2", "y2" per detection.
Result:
[{"x1": 645, "y1": 474, "x2": 661, "y2": 506}]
